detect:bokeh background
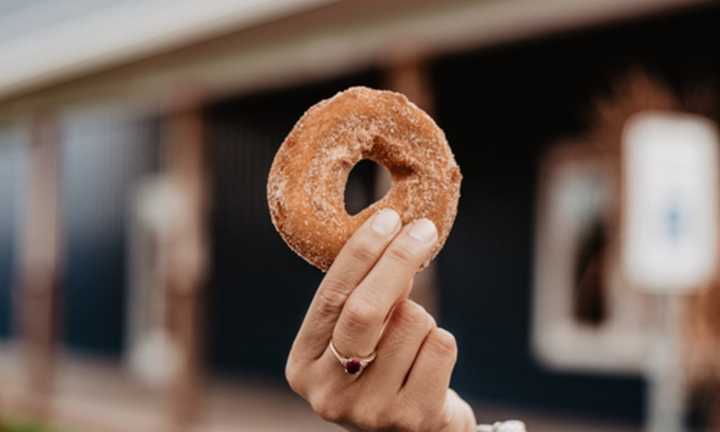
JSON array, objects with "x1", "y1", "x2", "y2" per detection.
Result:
[{"x1": 1, "y1": 1, "x2": 720, "y2": 431}]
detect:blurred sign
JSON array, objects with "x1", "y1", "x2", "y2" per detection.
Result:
[{"x1": 622, "y1": 111, "x2": 719, "y2": 294}]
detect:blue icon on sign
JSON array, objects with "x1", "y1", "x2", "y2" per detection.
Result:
[{"x1": 665, "y1": 205, "x2": 682, "y2": 243}]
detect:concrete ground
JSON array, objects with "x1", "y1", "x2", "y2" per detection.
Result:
[{"x1": 0, "y1": 345, "x2": 639, "y2": 432}]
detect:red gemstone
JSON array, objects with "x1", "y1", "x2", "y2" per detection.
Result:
[{"x1": 345, "y1": 359, "x2": 361, "y2": 374}]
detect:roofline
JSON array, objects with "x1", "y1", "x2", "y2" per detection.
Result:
[{"x1": 0, "y1": 0, "x2": 709, "y2": 121}]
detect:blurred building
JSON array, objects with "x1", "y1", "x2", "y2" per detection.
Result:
[{"x1": 0, "y1": 1, "x2": 719, "y2": 431}]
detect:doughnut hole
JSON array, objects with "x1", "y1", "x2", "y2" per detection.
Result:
[{"x1": 344, "y1": 159, "x2": 391, "y2": 215}]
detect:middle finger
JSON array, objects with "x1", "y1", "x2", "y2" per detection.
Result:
[{"x1": 361, "y1": 300, "x2": 436, "y2": 391}]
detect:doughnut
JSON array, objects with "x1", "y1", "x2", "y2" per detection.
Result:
[{"x1": 267, "y1": 86, "x2": 462, "y2": 271}]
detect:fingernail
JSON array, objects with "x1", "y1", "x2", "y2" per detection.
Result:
[
  {"x1": 371, "y1": 209, "x2": 400, "y2": 235},
  {"x1": 408, "y1": 218, "x2": 437, "y2": 243}
]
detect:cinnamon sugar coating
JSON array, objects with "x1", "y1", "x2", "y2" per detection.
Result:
[{"x1": 267, "y1": 86, "x2": 462, "y2": 271}]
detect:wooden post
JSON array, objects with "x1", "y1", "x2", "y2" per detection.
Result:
[
  {"x1": 711, "y1": 390, "x2": 720, "y2": 431},
  {"x1": 162, "y1": 97, "x2": 209, "y2": 430},
  {"x1": 16, "y1": 114, "x2": 62, "y2": 420},
  {"x1": 385, "y1": 54, "x2": 439, "y2": 315}
]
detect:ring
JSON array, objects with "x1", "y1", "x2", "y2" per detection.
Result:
[{"x1": 329, "y1": 341, "x2": 376, "y2": 376}]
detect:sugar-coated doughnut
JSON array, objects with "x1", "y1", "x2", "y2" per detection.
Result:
[{"x1": 267, "y1": 86, "x2": 462, "y2": 271}]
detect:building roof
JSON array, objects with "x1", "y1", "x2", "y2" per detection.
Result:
[{"x1": 0, "y1": 0, "x2": 707, "y2": 119}]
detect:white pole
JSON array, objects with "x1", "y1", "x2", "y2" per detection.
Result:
[{"x1": 646, "y1": 296, "x2": 686, "y2": 432}]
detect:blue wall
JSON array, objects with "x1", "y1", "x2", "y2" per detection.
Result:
[
  {"x1": 0, "y1": 129, "x2": 24, "y2": 340},
  {"x1": 59, "y1": 113, "x2": 157, "y2": 356}
]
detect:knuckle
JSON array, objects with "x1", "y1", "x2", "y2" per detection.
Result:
[
  {"x1": 391, "y1": 415, "x2": 416, "y2": 432},
  {"x1": 284, "y1": 358, "x2": 303, "y2": 395},
  {"x1": 395, "y1": 300, "x2": 434, "y2": 329},
  {"x1": 316, "y1": 277, "x2": 349, "y2": 318},
  {"x1": 310, "y1": 392, "x2": 346, "y2": 423},
  {"x1": 343, "y1": 297, "x2": 383, "y2": 333},
  {"x1": 421, "y1": 402, "x2": 453, "y2": 432},
  {"x1": 352, "y1": 396, "x2": 400, "y2": 432},
  {"x1": 357, "y1": 413, "x2": 384, "y2": 431},
  {"x1": 427, "y1": 328, "x2": 458, "y2": 358},
  {"x1": 416, "y1": 419, "x2": 436, "y2": 432},
  {"x1": 355, "y1": 405, "x2": 398, "y2": 432},
  {"x1": 390, "y1": 408, "x2": 424, "y2": 432},
  {"x1": 427, "y1": 410, "x2": 453, "y2": 432},
  {"x1": 360, "y1": 403, "x2": 439, "y2": 432},
  {"x1": 387, "y1": 242, "x2": 417, "y2": 266},
  {"x1": 348, "y1": 238, "x2": 379, "y2": 264},
  {"x1": 399, "y1": 402, "x2": 449, "y2": 432}
]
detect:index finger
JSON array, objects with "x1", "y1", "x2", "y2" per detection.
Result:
[{"x1": 290, "y1": 208, "x2": 401, "y2": 361}]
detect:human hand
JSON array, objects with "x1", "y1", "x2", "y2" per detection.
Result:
[{"x1": 285, "y1": 208, "x2": 476, "y2": 431}]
